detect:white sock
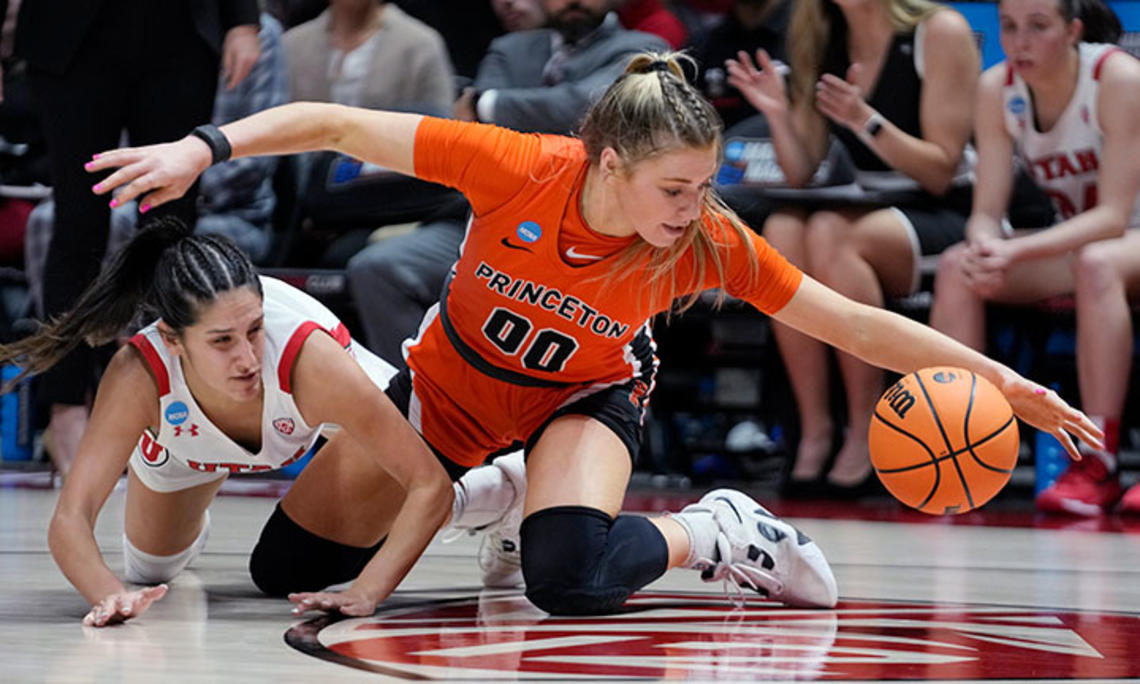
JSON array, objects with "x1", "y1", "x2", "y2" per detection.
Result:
[
  {"x1": 451, "y1": 465, "x2": 517, "y2": 529},
  {"x1": 670, "y1": 504, "x2": 720, "y2": 569},
  {"x1": 123, "y1": 511, "x2": 210, "y2": 584}
]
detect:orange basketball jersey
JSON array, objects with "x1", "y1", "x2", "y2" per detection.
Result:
[{"x1": 401, "y1": 117, "x2": 803, "y2": 464}]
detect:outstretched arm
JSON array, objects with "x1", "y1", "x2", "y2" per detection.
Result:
[
  {"x1": 773, "y1": 276, "x2": 1103, "y2": 459},
  {"x1": 287, "y1": 333, "x2": 452, "y2": 615},
  {"x1": 86, "y1": 103, "x2": 423, "y2": 211},
  {"x1": 48, "y1": 346, "x2": 167, "y2": 626}
]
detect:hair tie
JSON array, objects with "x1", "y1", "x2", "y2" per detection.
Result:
[{"x1": 648, "y1": 60, "x2": 671, "y2": 73}]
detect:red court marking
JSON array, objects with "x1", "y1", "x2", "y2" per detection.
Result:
[{"x1": 288, "y1": 591, "x2": 1140, "y2": 680}]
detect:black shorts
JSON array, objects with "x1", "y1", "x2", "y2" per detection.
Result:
[{"x1": 523, "y1": 376, "x2": 654, "y2": 463}]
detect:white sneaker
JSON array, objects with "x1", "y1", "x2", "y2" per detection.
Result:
[
  {"x1": 476, "y1": 452, "x2": 526, "y2": 588},
  {"x1": 697, "y1": 488, "x2": 838, "y2": 608}
]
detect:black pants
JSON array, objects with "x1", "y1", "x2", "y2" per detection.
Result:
[{"x1": 27, "y1": 0, "x2": 218, "y2": 404}]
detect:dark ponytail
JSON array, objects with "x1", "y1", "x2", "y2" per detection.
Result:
[
  {"x1": 0, "y1": 216, "x2": 261, "y2": 386},
  {"x1": 1072, "y1": 0, "x2": 1123, "y2": 43}
]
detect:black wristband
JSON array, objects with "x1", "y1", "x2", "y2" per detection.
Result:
[{"x1": 189, "y1": 124, "x2": 232, "y2": 165}]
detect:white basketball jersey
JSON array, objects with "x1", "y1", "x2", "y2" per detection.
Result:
[
  {"x1": 1003, "y1": 43, "x2": 1140, "y2": 226},
  {"x1": 129, "y1": 276, "x2": 354, "y2": 475}
]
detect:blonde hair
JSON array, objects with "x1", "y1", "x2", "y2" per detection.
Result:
[
  {"x1": 578, "y1": 52, "x2": 760, "y2": 315},
  {"x1": 788, "y1": 0, "x2": 944, "y2": 106}
]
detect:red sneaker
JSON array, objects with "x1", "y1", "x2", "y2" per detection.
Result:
[
  {"x1": 1035, "y1": 454, "x2": 1123, "y2": 516},
  {"x1": 1120, "y1": 483, "x2": 1140, "y2": 515}
]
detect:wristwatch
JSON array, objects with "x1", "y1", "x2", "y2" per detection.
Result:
[{"x1": 862, "y1": 112, "x2": 886, "y2": 139}]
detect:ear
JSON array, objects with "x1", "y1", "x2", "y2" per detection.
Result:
[
  {"x1": 1068, "y1": 17, "x2": 1083, "y2": 45},
  {"x1": 599, "y1": 146, "x2": 624, "y2": 178},
  {"x1": 156, "y1": 321, "x2": 184, "y2": 357}
]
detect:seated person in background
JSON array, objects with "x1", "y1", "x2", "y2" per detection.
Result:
[
  {"x1": 929, "y1": 0, "x2": 1140, "y2": 516},
  {"x1": 349, "y1": 0, "x2": 667, "y2": 365},
  {"x1": 25, "y1": 12, "x2": 288, "y2": 322},
  {"x1": 284, "y1": 0, "x2": 453, "y2": 115},
  {"x1": 455, "y1": 0, "x2": 667, "y2": 134},
  {"x1": 615, "y1": 0, "x2": 687, "y2": 49},
  {"x1": 492, "y1": 0, "x2": 548, "y2": 32},
  {"x1": 690, "y1": 0, "x2": 790, "y2": 130},
  {"x1": 727, "y1": 0, "x2": 979, "y2": 496}
]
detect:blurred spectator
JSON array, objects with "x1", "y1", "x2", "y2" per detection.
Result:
[
  {"x1": 690, "y1": 0, "x2": 789, "y2": 129},
  {"x1": 25, "y1": 10, "x2": 287, "y2": 312},
  {"x1": 394, "y1": 1, "x2": 508, "y2": 81},
  {"x1": 284, "y1": 0, "x2": 454, "y2": 115},
  {"x1": 492, "y1": 0, "x2": 548, "y2": 32},
  {"x1": 455, "y1": 0, "x2": 668, "y2": 133},
  {"x1": 15, "y1": 0, "x2": 259, "y2": 479},
  {"x1": 349, "y1": 0, "x2": 667, "y2": 365},
  {"x1": 615, "y1": 0, "x2": 687, "y2": 49},
  {"x1": 728, "y1": 0, "x2": 979, "y2": 495}
]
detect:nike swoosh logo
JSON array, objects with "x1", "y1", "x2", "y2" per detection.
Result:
[
  {"x1": 565, "y1": 246, "x2": 603, "y2": 260},
  {"x1": 500, "y1": 237, "x2": 532, "y2": 252}
]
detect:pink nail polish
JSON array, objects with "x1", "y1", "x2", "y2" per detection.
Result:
[
  {"x1": 109, "y1": 199, "x2": 118, "y2": 209},
  {"x1": 92, "y1": 183, "x2": 101, "y2": 192},
  {"x1": 140, "y1": 204, "x2": 150, "y2": 214},
  {"x1": 85, "y1": 162, "x2": 94, "y2": 171},
  {"x1": 1035, "y1": 388, "x2": 1046, "y2": 395},
  {"x1": 92, "y1": 153, "x2": 101, "y2": 159}
]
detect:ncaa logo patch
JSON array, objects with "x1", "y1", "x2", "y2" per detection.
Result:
[
  {"x1": 1008, "y1": 95, "x2": 1026, "y2": 115},
  {"x1": 286, "y1": 591, "x2": 1140, "y2": 680},
  {"x1": 516, "y1": 221, "x2": 542, "y2": 243},
  {"x1": 273, "y1": 417, "x2": 295, "y2": 435},
  {"x1": 165, "y1": 401, "x2": 189, "y2": 426}
]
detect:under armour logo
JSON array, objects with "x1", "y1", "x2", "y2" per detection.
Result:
[{"x1": 174, "y1": 424, "x2": 200, "y2": 437}]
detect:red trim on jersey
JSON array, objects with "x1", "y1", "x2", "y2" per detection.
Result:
[
  {"x1": 1005, "y1": 63, "x2": 1014, "y2": 86},
  {"x1": 128, "y1": 334, "x2": 171, "y2": 397},
  {"x1": 278, "y1": 321, "x2": 352, "y2": 393},
  {"x1": 330, "y1": 322, "x2": 351, "y2": 348},
  {"x1": 1093, "y1": 47, "x2": 1122, "y2": 80}
]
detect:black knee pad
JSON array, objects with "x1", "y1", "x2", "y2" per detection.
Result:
[
  {"x1": 521, "y1": 506, "x2": 668, "y2": 615},
  {"x1": 249, "y1": 503, "x2": 384, "y2": 596}
]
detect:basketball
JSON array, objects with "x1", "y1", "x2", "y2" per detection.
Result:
[{"x1": 869, "y1": 367, "x2": 1020, "y2": 515}]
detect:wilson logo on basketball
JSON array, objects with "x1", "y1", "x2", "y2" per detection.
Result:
[
  {"x1": 273, "y1": 418, "x2": 295, "y2": 435},
  {"x1": 882, "y1": 381, "x2": 916, "y2": 418},
  {"x1": 286, "y1": 592, "x2": 1140, "y2": 680}
]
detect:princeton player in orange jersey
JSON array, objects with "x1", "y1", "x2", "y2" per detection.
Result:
[{"x1": 89, "y1": 52, "x2": 1101, "y2": 617}]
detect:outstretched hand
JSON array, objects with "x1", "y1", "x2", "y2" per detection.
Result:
[
  {"x1": 86, "y1": 137, "x2": 214, "y2": 213},
  {"x1": 83, "y1": 584, "x2": 168, "y2": 627},
  {"x1": 1004, "y1": 379, "x2": 1103, "y2": 461},
  {"x1": 289, "y1": 590, "x2": 378, "y2": 618},
  {"x1": 725, "y1": 49, "x2": 789, "y2": 117}
]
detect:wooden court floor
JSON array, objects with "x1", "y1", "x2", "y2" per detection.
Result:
[{"x1": 1, "y1": 474, "x2": 1139, "y2": 682}]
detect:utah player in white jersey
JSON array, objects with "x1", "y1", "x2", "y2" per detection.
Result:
[
  {"x1": 0, "y1": 218, "x2": 452, "y2": 626},
  {"x1": 930, "y1": 0, "x2": 1140, "y2": 515}
]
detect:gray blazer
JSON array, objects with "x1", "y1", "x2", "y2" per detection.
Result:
[
  {"x1": 474, "y1": 14, "x2": 668, "y2": 134},
  {"x1": 283, "y1": 5, "x2": 455, "y2": 116}
]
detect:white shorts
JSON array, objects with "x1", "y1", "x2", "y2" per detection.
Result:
[{"x1": 129, "y1": 339, "x2": 400, "y2": 494}]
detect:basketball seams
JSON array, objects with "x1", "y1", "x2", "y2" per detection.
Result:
[
  {"x1": 948, "y1": 373, "x2": 979, "y2": 511},
  {"x1": 871, "y1": 410, "x2": 941, "y2": 509},
  {"x1": 965, "y1": 415, "x2": 1018, "y2": 474},
  {"x1": 915, "y1": 372, "x2": 971, "y2": 511},
  {"x1": 872, "y1": 367, "x2": 1018, "y2": 515}
]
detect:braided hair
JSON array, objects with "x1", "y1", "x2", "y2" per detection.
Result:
[
  {"x1": 578, "y1": 51, "x2": 759, "y2": 315},
  {"x1": 0, "y1": 216, "x2": 261, "y2": 386}
]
